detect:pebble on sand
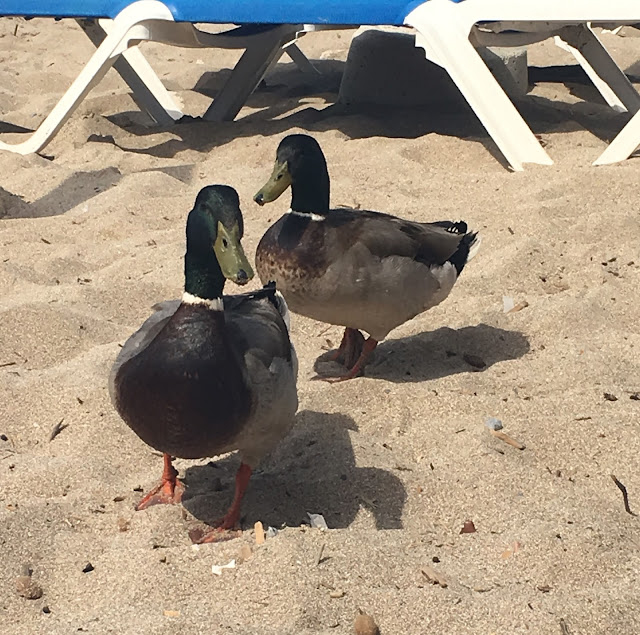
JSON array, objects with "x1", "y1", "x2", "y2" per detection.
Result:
[
  {"x1": 460, "y1": 520, "x2": 477, "y2": 534},
  {"x1": 354, "y1": 611, "x2": 380, "y2": 635}
]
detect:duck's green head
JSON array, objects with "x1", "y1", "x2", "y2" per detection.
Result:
[
  {"x1": 185, "y1": 186, "x2": 254, "y2": 298},
  {"x1": 253, "y1": 134, "x2": 330, "y2": 212}
]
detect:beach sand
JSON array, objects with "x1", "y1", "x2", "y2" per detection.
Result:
[{"x1": 1, "y1": 18, "x2": 639, "y2": 635}]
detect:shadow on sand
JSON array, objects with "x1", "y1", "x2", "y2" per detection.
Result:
[
  {"x1": 95, "y1": 59, "x2": 638, "y2": 161},
  {"x1": 3, "y1": 59, "x2": 637, "y2": 220},
  {"x1": 314, "y1": 323, "x2": 530, "y2": 383},
  {"x1": 181, "y1": 409, "x2": 407, "y2": 532}
]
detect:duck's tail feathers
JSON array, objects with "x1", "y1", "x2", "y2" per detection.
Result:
[
  {"x1": 432, "y1": 220, "x2": 468, "y2": 235},
  {"x1": 467, "y1": 232, "x2": 482, "y2": 263},
  {"x1": 448, "y1": 230, "x2": 481, "y2": 276}
]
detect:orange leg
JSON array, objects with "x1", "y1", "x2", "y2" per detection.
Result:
[
  {"x1": 317, "y1": 337, "x2": 379, "y2": 383},
  {"x1": 328, "y1": 328, "x2": 350, "y2": 362},
  {"x1": 329, "y1": 328, "x2": 364, "y2": 368},
  {"x1": 136, "y1": 453, "x2": 185, "y2": 511},
  {"x1": 192, "y1": 463, "x2": 253, "y2": 544}
]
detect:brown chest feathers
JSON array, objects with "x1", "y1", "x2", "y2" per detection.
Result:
[{"x1": 256, "y1": 213, "x2": 330, "y2": 290}]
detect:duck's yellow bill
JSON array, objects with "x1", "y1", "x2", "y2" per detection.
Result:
[
  {"x1": 253, "y1": 160, "x2": 292, "y2": 206},
  {"x1": 213, "y1": 222, "x2": 254, "y2": 286}
]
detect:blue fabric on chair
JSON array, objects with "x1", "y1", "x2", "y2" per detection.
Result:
[{"x1": 1, "y1": 0, "x2": 463, "y2": 25}]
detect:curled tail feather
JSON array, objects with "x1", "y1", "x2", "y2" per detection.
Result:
[{"x1": 448, "y1": 230, "x2": 481, "y2": 275}]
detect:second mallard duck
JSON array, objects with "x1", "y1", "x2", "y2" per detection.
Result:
[{"x1": 254, "y1": 134, "x2": 480, "y2": 382}]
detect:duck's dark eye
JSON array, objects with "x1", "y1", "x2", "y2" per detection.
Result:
[
  {"x1": 276, "y1": 174, "x2": 283, "y2": 181},
  {"x1": 222, "y1": 238, "x2": 228, "y2": 248}
]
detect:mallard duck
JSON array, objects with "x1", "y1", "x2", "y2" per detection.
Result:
[
  {"x1": 109, "y1": 185, "x2": 298, "y2": 542},
  {"x1": 253, "y1": 134, "x2": 480, "y2": 382}
]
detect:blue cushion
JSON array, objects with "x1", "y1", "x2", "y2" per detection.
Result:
[{"x1": 1, "y1": 0, "x2": 464, "y2": 26}]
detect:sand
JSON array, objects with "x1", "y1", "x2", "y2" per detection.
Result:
[{"x1": 1, "y1": 17, "x2": 640, "y2": 635}]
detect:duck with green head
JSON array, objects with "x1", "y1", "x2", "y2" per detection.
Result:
[
  {"x1": 110, "y1": 185, "x2": 298, "y2": 542},
  {"x1": 254, "y1": 134, "x2": 480, "y2": 382}
]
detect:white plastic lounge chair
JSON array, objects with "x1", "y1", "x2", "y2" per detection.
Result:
[
  {"x1": 404, "y1": 0, "x2": 640, "y2": 169},
  {"x1": 0, "y1": 1, "x2": 315, "y2": 155},
  {"x1": 593, "y1": 108, "x2": 640, "y2": 164},
  {"x1": 2, "y1": 0, "x2": 640, "y2": 168}
]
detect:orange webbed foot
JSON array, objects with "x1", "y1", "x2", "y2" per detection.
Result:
[
  {"x1": 135, "y1": 453, "x2": 184, "y2": 511},
  {"x1": 188, "y1": 462, "x2": 252, "y2": 544},
  {"x1": 189, "y1": 524, "x2": 242, "y2": 544},
  {"x1": 136, "y1": 478, "x2": 184, "y2": 511},
  {"x1": 312, "y1": 336, "x2": 378, "y2": 382}
]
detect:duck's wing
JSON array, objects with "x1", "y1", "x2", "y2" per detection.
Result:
[
  {"x1": 224, "y1": 283, "x2": 295, "y2": 372},
  {"x1": 305, "y1": 210, "x2": 479, "y2": 340},
  {"x1": 366, "y1": 212, "x2": 475, "y2": 262},
  {"x1": 108, "y1": 299, "x2": 180, "y2": 404},
  {"x1": 224, "y1": 284, "x2": 298, "y2": 466},
  {"x1": 321, "y1": 207, "x2": 472, "y2": 267}
]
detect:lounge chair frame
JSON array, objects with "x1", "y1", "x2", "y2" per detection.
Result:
[
  {"x1": 2, "y1": 0, "x2": 640, "y2": 168},
  {"x1": 405, "y1": 0, "x2": 640, "y2": 169},
  {"x1": 0, "y1": 0, "x2": 312, "y2": 155}
]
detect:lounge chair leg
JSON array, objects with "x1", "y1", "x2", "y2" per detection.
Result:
[
  {"x1": 0, "y1": 0, "x2": 177, "y2": 155},
  {"x1": 555, "y1": 24, "x2": 640, "y2": 114},
  {"x1": 0, "y1": 38, "x2": 120, "y2": 155},
  {"x1": 203, "y1": 26, "x2": 297, "y2": 122},
  {"x1": 262, "y1": 41, "x2": 317, "y2": 80},
  {"x1": 285, "y1": 43, "x2": 320, "y2": 75},
  {"x1": 78, "y1": 18, "x2": 182, "y2": 125},
  {"x1": 594, "y1": 109, "x2": 640, "y2": 165},
  {"x1": 406, "y1": 3, "x2": 553, "y2": 171}
]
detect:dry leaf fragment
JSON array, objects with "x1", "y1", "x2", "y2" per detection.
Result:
[
  {"x1": 508, "y1": 300, "x2": 529, "y2": 314},
  {"x1": 421, "y1": 565, "x2": 448, "y2": 588},
  {"x1": 490, "y1": 429, "x2": 526, "y2": 450},
  {"x1": 163, "y1": 610, "x2": 180, "y2": 617}
]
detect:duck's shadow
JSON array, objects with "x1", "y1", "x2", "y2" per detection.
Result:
[
  {"x1": 181, "y1": 409, "x2": 406, "y2": 531},
  {"x1": 314, "y1": 323, "x2": 530, "y2": 383}
]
